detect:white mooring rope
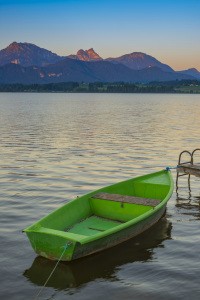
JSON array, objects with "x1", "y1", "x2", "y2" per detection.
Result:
[{"x1": 34, "y1": 243, "x2": 70, "y2": 300}]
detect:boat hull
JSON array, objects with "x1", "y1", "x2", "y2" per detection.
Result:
[
  {"x1": 71, "y1": 205, "x2": 166, "y2": 260},
  {"x1": 24, "y1": 170, "x2": 174, "y2": 261}
]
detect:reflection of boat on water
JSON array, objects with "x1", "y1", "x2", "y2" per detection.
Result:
[{"x1": 24, "y1": 216, "x2": 172, "y2": 289}]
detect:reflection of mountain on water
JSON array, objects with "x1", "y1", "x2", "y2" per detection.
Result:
[{"x1": 24, "y1": 216, "x2": 172, "y2": 289}]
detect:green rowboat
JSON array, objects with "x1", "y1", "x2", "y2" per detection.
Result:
[{"x1": 24, "y1": 169, "x2": 174, "y2": 261}]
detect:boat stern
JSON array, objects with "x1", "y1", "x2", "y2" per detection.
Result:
[{"x1": 23, "y1": 224, "x2": 87, "y2": 261}]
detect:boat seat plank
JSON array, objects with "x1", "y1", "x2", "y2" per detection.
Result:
[{"x1": 91, "y1": 192, "x2": 162, "y2": 207}]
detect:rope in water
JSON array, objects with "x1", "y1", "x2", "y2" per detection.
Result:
[{"x1": 34, "y1": 243, "x2": 70, "y2": 300}]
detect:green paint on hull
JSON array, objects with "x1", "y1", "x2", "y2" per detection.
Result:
[{"x1": 24, "y1": 170, "x2": 174, "y2": 261}]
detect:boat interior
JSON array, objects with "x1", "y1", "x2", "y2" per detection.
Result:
[{"x1": 37, "y1": 173, "x2": 171, "y2": 240}]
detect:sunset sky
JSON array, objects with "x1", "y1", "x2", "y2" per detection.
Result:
[{"x1": 0, "y1": 0, "x2": 200, "y2": 71}]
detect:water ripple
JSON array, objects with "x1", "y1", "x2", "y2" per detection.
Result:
[{"x1": 1, "y1": 93, "x2": 200, "y2": 299}]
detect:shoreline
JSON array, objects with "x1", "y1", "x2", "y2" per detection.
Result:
[{"x1": 0, "y1": 80, "x2": 200, "y2": 94}]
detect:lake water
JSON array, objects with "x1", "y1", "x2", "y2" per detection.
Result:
[{"x1": 1, "y1": 93, "x2": 200, "y2": 300}]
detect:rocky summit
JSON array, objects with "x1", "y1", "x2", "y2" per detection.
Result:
[
  {"x1": 0, "y1": 42, "x2": 65, "y2": 67},
  {"x1": 106, "y1": 52, "x2": 174, "y2": 73},
  {"x1": 68, "y1": 48, "x2": 102, "y2": 61}
]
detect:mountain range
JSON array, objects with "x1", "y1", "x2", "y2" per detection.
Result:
[{"x1": 0, "y1": 42, "x2": 199, "y2": 84}]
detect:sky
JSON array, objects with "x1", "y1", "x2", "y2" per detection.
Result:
[{"x1": 0, "y1": 0, "x2": 200, "y2": 71}]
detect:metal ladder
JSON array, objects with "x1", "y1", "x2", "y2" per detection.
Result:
[{"x1": 176, "y1": 148, "x2": 200, "y2": 192}]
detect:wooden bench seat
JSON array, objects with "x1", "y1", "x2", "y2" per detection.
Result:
[{"x1": 91, "y1": 192, "x2": 162, "y2": 207}]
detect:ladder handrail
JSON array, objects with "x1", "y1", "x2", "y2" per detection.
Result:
[
  {"x1": 191, "y1": 148, "x2": 200, "y2": 165},
  {"x1": 177, "y1": 150, "x2": 192, "y2": 166}
]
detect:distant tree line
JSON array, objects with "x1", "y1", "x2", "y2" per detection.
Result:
[
  {"x1": 106, "y1": 84, "x2": 174, "y2": 93},
  {"x1": 0, "y1": 80, "x2": 199, "y2": 93},
  {"x1": 0, "y1": 82, "x2": 79, "y2": 92},
  {"x1": 149, "y1": 79, "x2": 200, "y2": 87}
]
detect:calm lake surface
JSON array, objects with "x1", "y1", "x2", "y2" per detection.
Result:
[{"x1": 1, "y1": 93, "x2": 200, "y2": 300}]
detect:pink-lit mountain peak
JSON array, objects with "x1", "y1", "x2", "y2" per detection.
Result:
[
  {"x1": 6, "y1": 42, "x2": 25, "y2": 53},
  {"x1": 106, "y1": 51, "x2": 174, "y2": 72},
  {"x1": 0, "y1": 42, "x2": 65, "y2": 67},
  {"x1": 70, "y1": 48, "x2": 102, "y2": 61}
]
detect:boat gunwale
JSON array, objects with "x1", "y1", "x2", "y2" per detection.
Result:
[{"x1": 24, "y1": 170, "x2": 174, "y2": 245}]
